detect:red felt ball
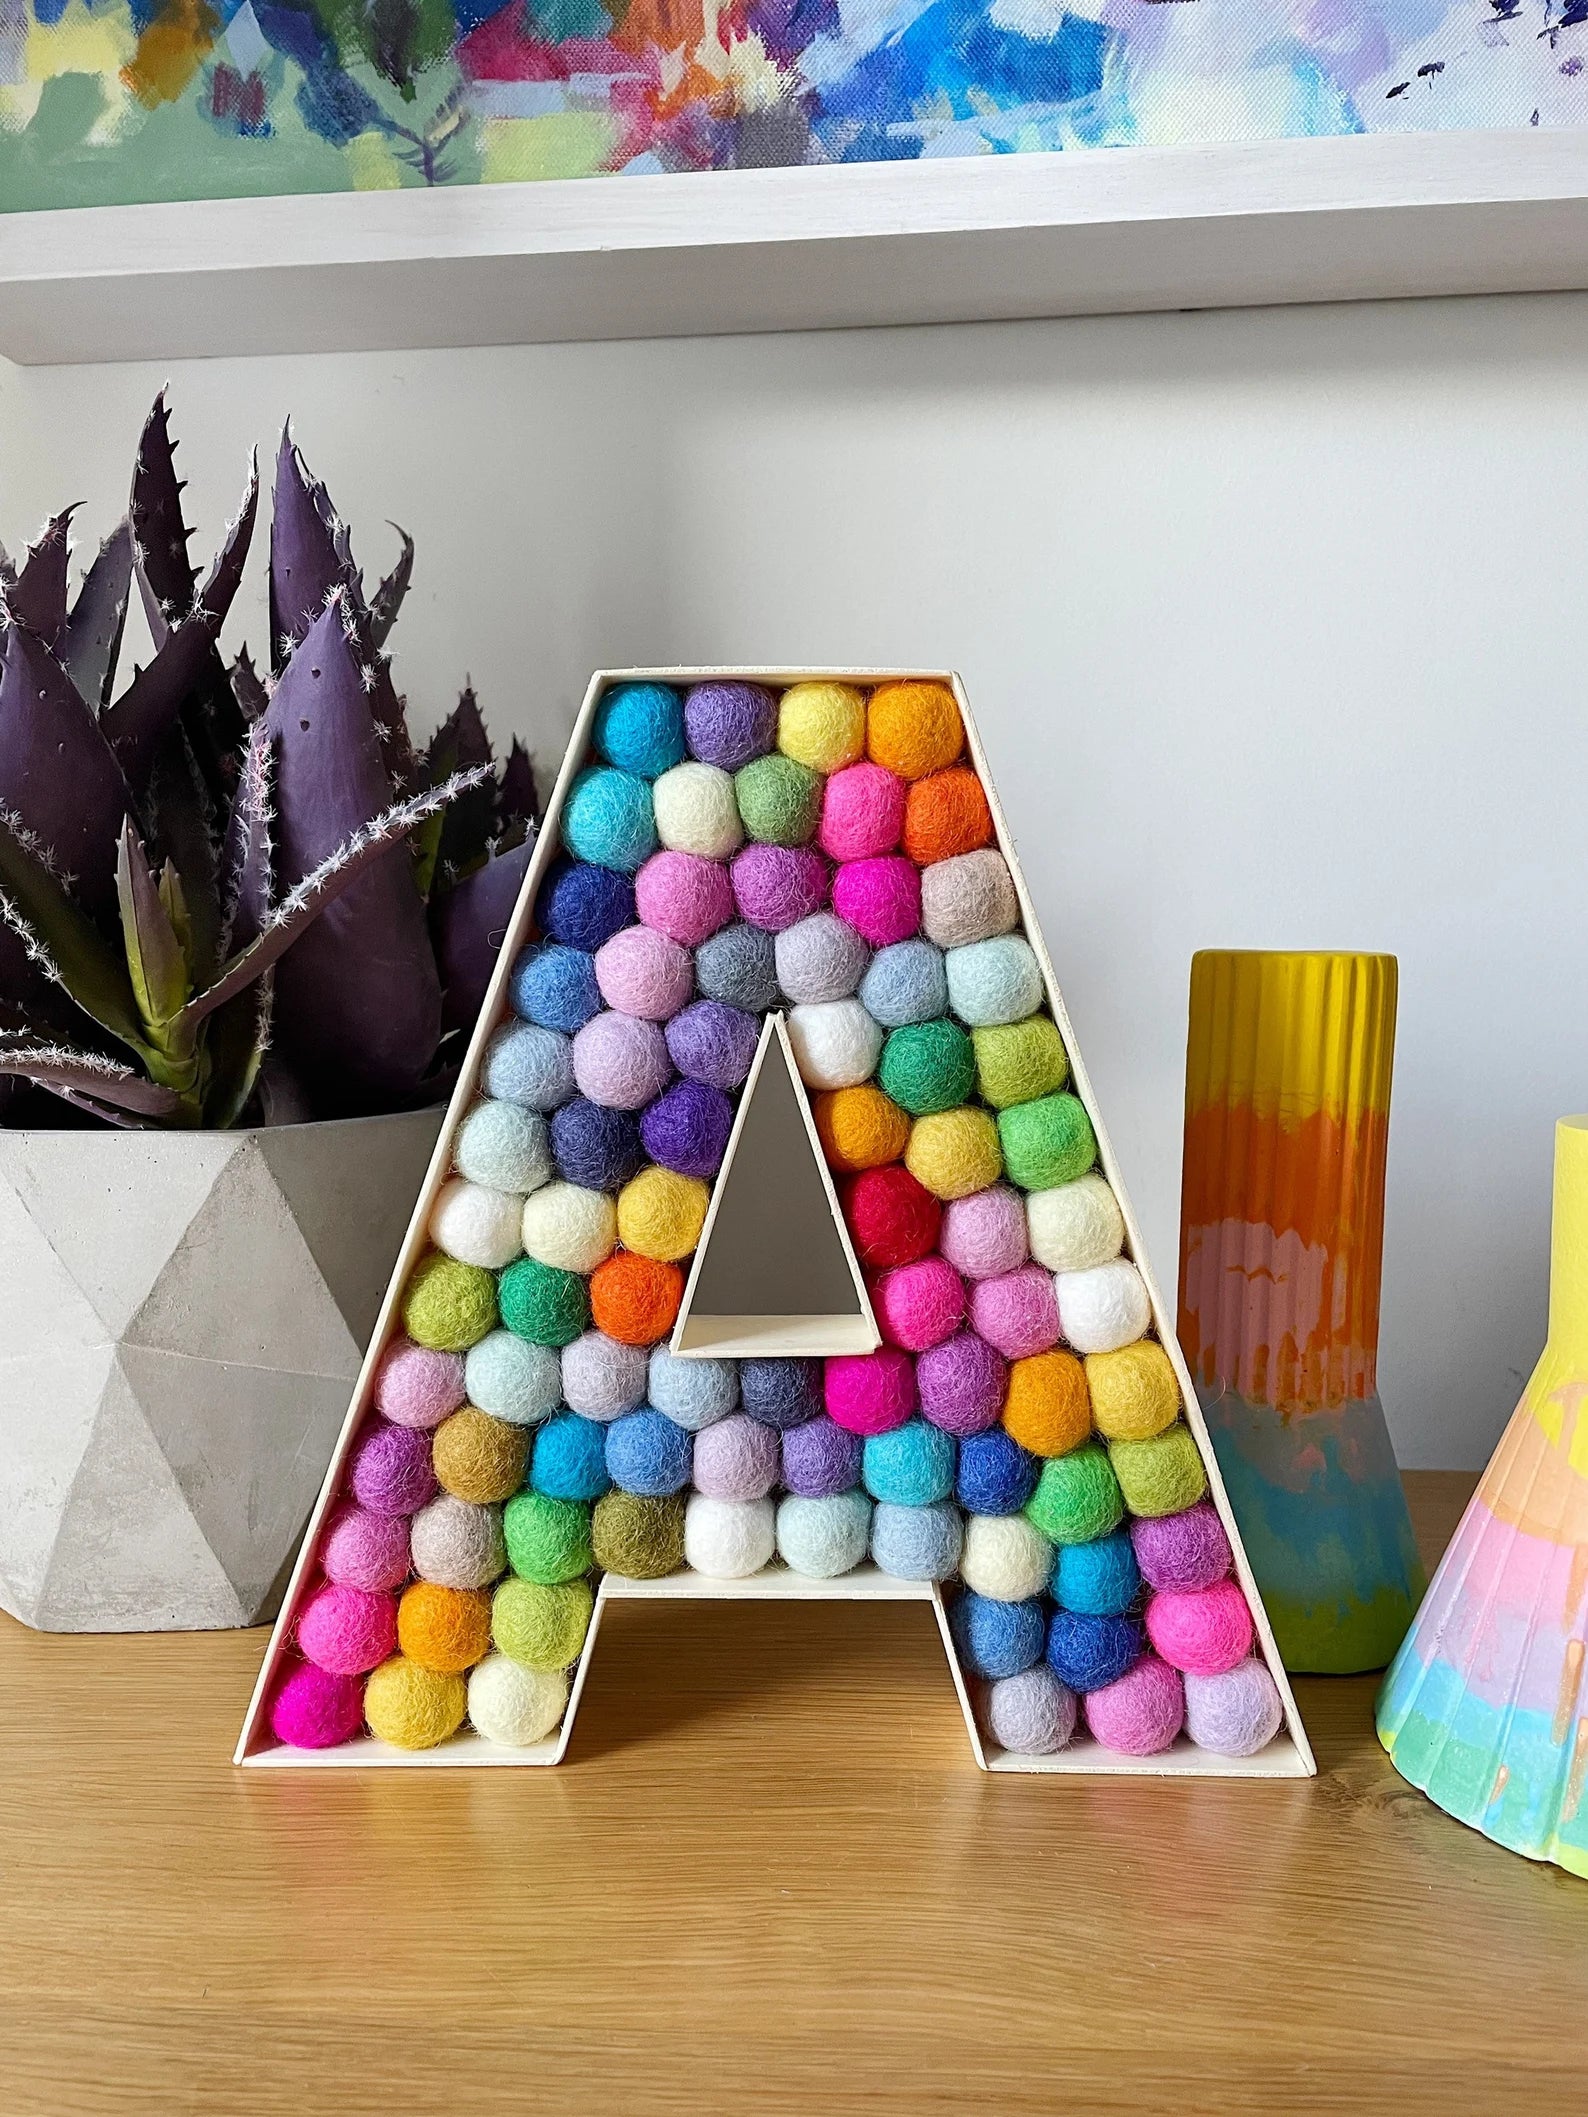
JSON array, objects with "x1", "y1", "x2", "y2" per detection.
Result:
[{"x1": 844, "y1": 1165, "x2": 942, "y2": 1269}]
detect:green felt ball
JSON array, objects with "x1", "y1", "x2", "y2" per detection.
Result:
[
  {"x1": 491, "y1": 1576, "x2": 594, "y2": 1671},
  {"x1": 973, "y1": 1017, "x2": 1069, "y2": 1111},
  {"x1": 877, "y1": 1019, "x2": 977, "y2": 1116},
  {"x1": 497, "y1": 1257, "x2": 590, "y2": 1348},
  {"x1": 1025, "y1": 1443, "x2": 1124, "y2": 1545},
  {"x1": 734, "y1": 754, "x2": 822, "y2": 847},
  {"x1": 503, "y1": 1491, "x2": 593, "y2": 1585},
  {"x1": 402, "y1": 1253, "x2": 498, "y2": 1352},
  {"x1": 998, "y1": 1092, "x2": 1096, "y2": 1191},
  {"x1": 591, "y1": 1490, "x2": 686, "y2": 1579},
  {"x1": 1109, "y1": 1424, "x2": 1209, "y2": 1518}
]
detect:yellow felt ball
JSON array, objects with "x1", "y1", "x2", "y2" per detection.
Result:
[
  {"x1": 905, "y1": 1106, "x2": 1003, "y2": 1201},
  {"x1": 363, "y1": 1655, "x2": 468, "y2": 1750},
  {"x1": 778, "y1": 682, "x2": 867, "y2": 773},
  {"x1": 616, "y1": 1164, "x2": 711, "y2": 1262},
  {"x1": 1086, "y1": 1341, "x2": 1181, "y2": 1442},
  {"x1": 867, "y1": 681, "x2": 964, "y2": 781},
  {"x1": 814, "y1": 1084, "x2": 911, "y2": 1173}
]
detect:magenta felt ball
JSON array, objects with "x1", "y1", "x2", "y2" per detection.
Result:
[
  {"x1": 1129, "y1": 1501, "x2": 1233, "y2": 1593},
  {"x1": 350, "y1": 1421, "x2": 437, "y2": 1517},
  {"x1": 940, "y1": 1185, "x2": 1029, "y2": 1281},
  {"x1": 730, "y1": 844, "x2": 828, "y2": 932},
  {"x1": 270, "y1": 1661, "x2": 365, "y2": 1749},
  {"x1": 873, "y1": 1257, "x2": 966, "y2": 1352},
  {"x1": 1144, "y1": 1579, "x2": 1255, "y2": 1675},
  {"x1": 635, "y1": 850, "x2": 734, "y2": 947},
  {"x1": 572, "y1": 1010, "x2": 672, "y2": 1110},
  {"x1": 825, "y1": 1347, "x2": 915, "y2": 1435},
  {"x1": 374, "y1": 1338, "x2": 465, "y2": 1429},
  {"x1": 594, "y1": 924, "x2": 694, "y2": 1019},
  {"x1": 321, "y1": 1505, "x2": 411, "y2": 1593},
  {"x1": 832, "y1": 857, "x2": 921, "y2": 948},
  {"x1": 967, "y1": 1266, "x2": 1060, "y2": 1360},
  {"x1": 296, "y1": 1582, "x2": 398, "y2": 1675},
  {"x1": 691, "y1": 1414, "x2": 780, "y2": 1502},
  {"x1": 915, "y1": 1329, "x2": 1007, "y2": 1436},
  {"x1": 819, "y1": 762, "x2": 906, "y2": 861},
  {"x1": 1082, "y1": 1652, "x2": 1186, "y2": 1755}
]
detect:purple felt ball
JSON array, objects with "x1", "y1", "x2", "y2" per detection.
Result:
[
  {"x1": 832, "y1": 856, "x2": 921, "y2": 948},
  {"x1": 685, "y1": 681, "x2": 778, "y2": 771},
  {"x1": 665, "y1": 999, "x2": 761, "y2": 1090},
  {"x1": 692, "y1": 1414, "x2": 780, "y2": 1501},
  {"x1": 730, "y1": 844, "x2": 829, "y2": 932},
  {"x1": 1129, "y1": 1500, "x2": 1233, "y2": 1594},
  {"x1": 634, "y1": 850, "x2": 735, "y2": 948},
  {"x1": 572, "y1": 1010, "x2": 673, "y2": 1110},
  {"x1": 320, "y1": 1504, "x2": 411, "y2": 1593},
  {"x1": 782, "y1": 1417, "x2": 863, "y2": 1498},
  {"x1": 270, "y1": 1661, "x2": 366, "y2": 1750},
  {"x1": 915, "y1": 1330, "x2": 1007, "y2": 1436},
  {"x1": 967, "y1": 1266, "x2": 1060, "y2": 1360},
  {"x1": 1183, "y1": 1656, "x2": 1284, "y2": 1756},
  {"x1": 373, "y1": 1337, "x2": 465, "y2": 1429},
  {"x1": 641, "y1": 1079, "x2": 735, "y2": 1177},
  {"x1": 350, "y1": 1420, "x2": 437, "y2": 1517}
]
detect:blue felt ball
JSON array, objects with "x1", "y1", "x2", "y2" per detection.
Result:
[
  {"x1": 647, "y1": 1346, "x2": 739, "y2": 1431},
  {"x1": 862, "y1": 1418, "x2": 956, "y2": 1507},
  {"x1": 481, "y1": 1022, "x2": 577, "y2": 1113},
  {"x1": 549, "y1": 1096, "x2": 644, "y2": 1192},
  {"x1": 511, "y1": 944, "x2": 602, "y2": 1033},
  {"x1": 533, "y1": 1414, "x2": 612, "y2": 1502},
  {"x1": 694, "y1": 922, "x2": 781, "y2": 1014},
  {"x1": 860, "y1": 940, "x2": 948, "y2": 1028},
  {"x1": 563, "y1": 767, "x2": 657, "y2": 874},
  {"x1": 740, "y1": 1357, "x2": 822, "y2": 1431},
  {"x1": 1053, "y1": 1529, "x2": 1141, "y2": 1617},
  {"x1": 955, "y1": 1428, "x2": 1040, "y2": 1517},
  {"x1": 870, "y1": 1499, "x2": 963, "y2": 1582},
  {"x1": 594, "y1": 683, "x2": 687, "y2": 779},
  {"x1": 605, "y1": 1408, "x2": 693, "y2": 1496},
  {"x1": 538, "y1": 859, "x2": 635, "y2": 953},
  {"x1": 951, "y1": 1591, "x2": 1046, "y2": 1679},
  {"x1": 1046, "y1": 1609, "x2": 1143, "y2": 1692}
]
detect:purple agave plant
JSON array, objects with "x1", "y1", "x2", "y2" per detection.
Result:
[{"x1": 0, "y1": 397, "x2": 539, "y2": 1130}]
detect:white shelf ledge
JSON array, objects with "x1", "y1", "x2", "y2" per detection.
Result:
[{"x1": 6, "y1": 129, "x2": 1588, "y2": 363}]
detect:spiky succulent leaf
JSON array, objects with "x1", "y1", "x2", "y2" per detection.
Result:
[
  {"x1": 8, "y1": 509, "x2": 77, "y2": 656},
  {"x1": 116, "y1": 821, "x2": 191, "y2": 1034},
  {"x1": 368, "y1": 527, "x2": 414, "y2": 649},
  {"x1": 66, "y1": 520, "x2": 134, "y2": 715},
  {"x1": 130, "y1": 392, "x2": 197, "y2": 629},
  {"x1": 230, "y1": 646, "x2": 268, "y2": 724},
  {"x1": 426, "y1": 686, "x2": 496, "y2": 881},
  {"x1": 496, "y1": 738, "x2": 540, "y2": 843},
  {"x1": 0, "y1": 1038, "x2": 183, "y2": 1118},
  {"x1": 146, "y1": 731, "x2": 222, "y2": 988},
  {"x1": 202, "y1": 974, "x2": 272, "y2": 1128},
  {"x1": 0, "y1": 811, "x2": 147, "y2": 1055},
  {"x1": 269, "y1": 429, "x2": 351, "y2": 672},
  {"x1": 0, "y1": 618, "x2": 133, "y2": 927},
  {"x1": 432, "y1": 830, "x2": 535, "y2": 1038}
]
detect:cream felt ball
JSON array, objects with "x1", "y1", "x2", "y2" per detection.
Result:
[
  {"x1": 1056, "y1": 1259, "x2": 1153, "y2": 1354},
  {"x1": 873, "y1": 1257, "x2": 965, "y2": 1352},
  {"x1": 684, "y1": 1493, "x2": 775, "y2": 1577},
  {"x1": 776, "y1": 913, "x2": 871, "y2": 1004},
  {"x1": 779, "y1": 681, "x2": 867, "y2": 772},
  {"x1": 375, "y1": 1337, "x2": 465, "y2": 1429},
  {"x1": 455, "y1": 1098, "x2": 554, "y2": 1196},
  {"x1": 593, "y1": 681, "x2": 686, "y2": 779},
  {"x1": 787, "y1": 999, "x2": 883, "y2": 1090},
  {"x1": 986, "y1": 1665, "x2": 1076, "y2": 1756},
  {"x1": 941, "y1": 1184, "x2": 1029, "y2": 1281},
  {"x1": 819, "y1": 761, "x2": 906, "y2": 862},
  {"x1": 562, "y1": 766, "x2": 657, "y2": 873},
  {"x1": 870, "y1": 1499, "x2": 963, "y2": 1581},
  {"x1": 1082, "y1": 1653, "x2": 1184, "y2": 1755},
  {"x1": 652, "y1": 761, "x2": 743, "y2": 860},
  {"x1": 666, "y1": 999, "x2": 761, "y2": 1091},
  {"x1": 920, "y1": 850, "x2": 1019, "y2": 950},
  {"x1": 561, "y1": 1329, "x2": 648, "y2": 1420},
  {"x1": 691, "y1": 1413, "x2": 780, "y2": 1501},
  {"x1": 1144, "y1": 1579, "x2": 1255, "y2": 1676},
  {"x1": 960, "y1": 1513, "x2": 1053, "y2": 1601},
  {"x1": 634, "y1": 850, "x2": 735, "y2": 948},
  {"x1": 572, "y1": 1010, "x2": 672, "y2": 1111},
  {"x1": 467, "y1": 1654, "x2": 569, "y2": 1747},
  {"x1": 1025, "y1": 1173, "x2": 1124, "y2": 1274},
  {"x1": 832, "y1": 856, "x2": 921, "y2": 949},
  {"x1": 482, "y1": 1022, "x2": 576, "y2": 1114},
  {"x1": 617, "y1": 1164, "x2": 710, "y2": 1262},
  {"x1": 1183, "y1": 1657, "x2": 1284, "y2": 1756},
  {"x1": 430, "y1": 1178, "x2": 524, "y2": 1271},
  {"x1": 972, "y1": 1017, "x2": 1068, "y2": 1112},
  {"x1": 735, "y1": 753, "x2": 822, "y2": 847},
  {"x1": 777, "y1": 1491, "x2": 871, "y2": 1577},
  {"x1": 945, "y1": 937, "x2": 1043, "y2": 1029},
  {"x1": 859, "y1": 940, "x2": 947, "y2": 1028},
  {"x1": 1086, "y1": 1341, "x2": 1180, "y2": 1442},
  {"x1": 465, "y1": 1331, "x2": 562, "y2": 1426},
  {"x1": 694, "y1": 922, "x2": 781, "y2": 1013},
  {"x1": 322, "y1": 1506, "x2": 411, "y2": 1594},
  {"x1": 520, "y1": 1182, "x2": 618, "y2": 1274},
  {"x1": 408, "y1": 1494, "x2": 507, "y2": 1590},
  {"x1": 594, "y1": 925, "x2": 694, "y2": 1020},
  {"x1": 968, "y1": 1266, "x2": 1060, "y2": 1360},
  {"x1": 647, "y1": 1346, "x2": 739, "y2": 1430},
  {"x1": 905, "y1": 1106, "x2": 1003, "y2": 1201}
]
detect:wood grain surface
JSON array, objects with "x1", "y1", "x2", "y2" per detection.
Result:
[{"x1": 1, "y1": 1470, "x2": 1581, "y2": 2117}]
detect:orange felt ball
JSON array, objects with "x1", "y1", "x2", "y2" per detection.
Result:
[
  {"x1": 814, "y1": 1084, "x2": 911, "y2": 1173},
  {"x1": 866, "y1": 682, "x2": 964, "y2": 781},
  {"x1": 590, "y1": 1252, "x2": 684, "y2": 1346},
  {"x1": 1002, "y1": 1350, "x2": 1092, "y2": 1457},
  {"x1": 397, "y1": 1582, "x2": 492, "y2": 1673},
  {"x1": 902, "y1": 767, "x2": 994, "y2": 865}
]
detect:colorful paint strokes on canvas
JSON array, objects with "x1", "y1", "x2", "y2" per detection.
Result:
[
  {"x1": 1179, "y1": 950, "x2": 1424, "y2": 1675},
  {"x1": 2, "y1": 0, "x2": 1588, "y2": 210}
]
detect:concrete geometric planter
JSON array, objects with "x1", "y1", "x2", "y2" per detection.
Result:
[{"x1": 0, "y1": 1108, "x2": 443, "y2": 1632}]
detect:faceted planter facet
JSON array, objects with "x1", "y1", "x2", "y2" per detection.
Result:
[{"x1": 0, "y1": 1109, "x2": 443, "y2": 1632}]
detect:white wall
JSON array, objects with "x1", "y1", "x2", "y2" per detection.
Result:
[{"x1": 3, "y1": 290, "x2": 1583, "y2": 1470}]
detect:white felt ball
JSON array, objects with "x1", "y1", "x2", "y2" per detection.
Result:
[
  {"x1": 1056, "y1": 1259, "x2": 1153, "y2": 1354},
  {"x1": 776, "y1": 1491, "x2": 871, "y2": 1577},
  {"x1": 775, "y1": 913, "x2": 871, "y2": 1005},
  {"x1": 919, "y1": 850, "x2": 1019, "y2": 950},
  {"x1": 647, "y1": 1346, "x2": 739, "y2": 1431},
  {"x1": 652, "y1": 761, "x2": 744, "y2": 860},
  {"x1": 455, "y1": 1098, "x2": 553, "y2": 1195},
  {"x1": 562, "y1": 1330, "x2": 648, "y2": 1420},
  {"x1": 521, "y1": 1182, "x2": 619, "y2": 1274},
  {"x1": 468, "y1": 1654, "x2": 570, "y2": 1746},
  {"x1": 409, "y1": 1494, "x2": 506, "y2": 1589},
  {"x1": 945, "y1": 937, "x2": 1044, "y2": 1028},
  {"x1": 1026, "y1": 1173, "x2": 1126, "y2": 1275},
  {"x1": 684, "y1": 1493, "x2": 775, "y2": 1578},
  {"x1": 960, "y1": 1513, "x2": 1054, "y2": 1601},
  {"x1": 787, "y1": 998, "x2": 884, "y2": 1090},
  {"x1": 465, "y1": 1331, "x2": 562, "y2": 1426},
  {"x1": 429, "y1": 1177, "x2": 524, "y2": 1270}
]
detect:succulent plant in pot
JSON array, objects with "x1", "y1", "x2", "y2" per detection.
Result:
[{"x1": 0, "y1": 399, "x2": 540, "y2": 1633}]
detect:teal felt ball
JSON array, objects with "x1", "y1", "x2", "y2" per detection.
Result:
[
  {"x1": 563, "y1": 767, "x2": 657, "y2": 873},
  {"x1": 498, "y1": 1257, "x2": 590, "y2": 1348},
  {"x1": 593, "y1": 682, "x2": 686, "y2": 778},
  {"x1": 862, "y1": 1418, "x2": 956, "y2": 1506},
  {"x1": 877, "y1": 1018, "x2": 976, "y2": 1116}
]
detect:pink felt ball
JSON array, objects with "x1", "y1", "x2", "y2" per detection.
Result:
[
  {"x1": 1083, "y1": 1652, "x2": 1186, "y2": 1755},
  {"x1": 1144, "y1": 1579, "x2": 1255, "y2": 1676},
  {"x1": 350, "y1": 1420, "x2": 437, "y2": 1517},
  {"x1": 572, "y1": 1009, "x2": 673, "y2": 1109},
  {"x1": 939, "y1": 1184, "x2": 1029, "y2": 1281},
  {"x1": 594, "y1": 923, "x2": 694, "y2": 1020},
  {"x1": 691, "y1": 1414, "x2": 780, "y2": 1501},
  {"x1": 320, "y1": 1505, "x2": 411, "y2": 1593},
  {"x1": 832, "y1": 856, "x2": 921, "y2": 948},
  {"x1": 270, "y1": 1661, "x2": 365, "y2": 1749},
  {"x1": 915, "y1": 1329, "x2": 1007, "y2": 1435},
  {"x1": 634, "y1": 850, "x2": 735, "y2": 948},
  {"x1": 872, "y1": 1257, "x2": 966, "y2": 1352},
  {"x1": 374, "y1": 1337, "x2": 466, "y2": 1429},
  {"x1": 730, "y1": 844, "x2": 828, "y2": 932},
  {"x1": 1129, "y1": 1501, "x2": 1233, "y2": 1593},
  {"x1": 825, "y1": 1347, "x2": 916, "y2": 1435},
  {"x1": 819, "y1": 762, "x2": 907, "y2": 861},
  {"x1": 296, "y1": 1582, "x2": 398, "y2": 1675},
  {"x1": 967, "y1": 1266, "x2": 1061, "y2": 1360}
]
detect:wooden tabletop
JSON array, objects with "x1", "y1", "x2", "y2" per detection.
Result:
[{"x1": 1, "y1": 1470, "x2": 1581, "y2": 2116}]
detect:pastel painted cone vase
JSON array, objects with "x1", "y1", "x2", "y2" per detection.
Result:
[
  {"x1": 1179, "y1": 952, "x2": 1424, "y2": 1673},
  {"x1": 1377, "y1": 1117, "x2": 1588, "y2": 1878}
]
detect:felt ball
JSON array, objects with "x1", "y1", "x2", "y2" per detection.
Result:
[
  {"x1": 915, "y1": 1329, "x2": 1006, "y2": 1436},
  {"x1": 482, "y1": 1022, "x2": 577, "y2": 1114},
  {"x1": 692, "y1": 1413, "x2": 779, "y2": 1501},
  {"x1": 959, "y1": 1513, "x2": 1053, "y2": 1600},
  {"x1": 322, "y1": 1505, "x2": 411, "y2": 1593},
  {"x1": 397, "y1": 1582, "x2": 491, "y2": 1673},
  {"x1": 550, "y1": 1097, "x2": 644, "y2": 1193},
  {"x1": 862, "y1": 1417, "x2": 955, "y2": 1505},
  {"x1": 1184, "y1": 1657, "x2": 1284, "y2": 1756},
  {"x1": 685, "y1": 1493, "x2": 776, "y2": 1577},
  {"x1": 572, "y1": 1010, "x2": 672, "y2": 1111},
  {"x1": 999, "y1": 1095, "x2": 1098, "y2": 1194},
  {"x1": 665, "y1": 998, "x2": 761, "y2": 1090},
  {"x1": 968, "y1": 1266, "x2": 1060, "y2": 1360},
  {"x1": 590, "y1": 1253, "x2": 684, "y2": 1346},
  {"x1": 606, "y1": 1408, "x2": 693, "y2": 1496},
  {"x1": 786, "y1": 999, "x2": 882, "y2": 1091},
  {"x1": 652, "y1": 761, "x2": 743, "y2": 860},
  {"x1": 617, "y1": 1164, "x2": 710, "y2": 1262},
  {"x1": 532, "y1": 1414, "x2": 612, "y2": 1502},
  {"x1": 1001, "y1": 1349, "x2": 1091, "y2": 1458},
  {"x1": 973, "y1": 1018, "x2": 1069, "y2": 1112},
  {"x1": 955, "y1": 1428, "x2": 1039, "y2": 1516},
  {"x1": 591, "y1": 1491, "x2": 686, "y2": 1578},
  {"x1": 735, "y1": 753, "x2": 822, "y2": 847},
  {"x1": 920, "y1": 850, "x2": 1019, "y2": 952},
  {"x1": 813, "y1": 1083, "x2": 909, "y2": 1174},
  {"x1": 538, "y1": 858, "x2": 635, "y2": 953},
  {"x1": 492, "y1": 1576, "x2": 593, "y2": 1670},
  {"x1": 520, "y1": 1182, "x2": 618, "y2": 1274},
  {"x1": 940, "y1": 1184, "x2": 1029, "y2": 1281},
  {"x1": 351, "y1": 1420, "x2": 437, "y2": 1517},
  {"x1": 634, "y1": 850, "x2": 734, "y2": 947},
  {"x1": 776, "y1": 913, "x2": 870, "y2": 1005},
  {"x1": 987, "y1": 1665, "x2": 1077, "y2": 1756},
  {"x1": 648, "y1": 1346, "x2": 739, "y2": 1430},
  {"x1": 905, "y1": 1107, "x2": 1003, "y2": 1201},
  {"x1": 562, "y1": 766, "x2": 657, "y2": 873},
  {"x1": 832, "y1": 856, "x2": 920, "y2": 949},
  {"x1": 298, "y1": 1582, "x2": 398, "y2": 1674},
  {"x1": 739, "y1": 1357, "x2": 822, "y2": 1430},
  {"x1": 271, "y1": 1662, "x2": 364, "y2": 1749},
  {"x1": 467, "y1": 1654, "x2": 569, "y2": 1747},
  {"x1": 511, "y1": 943, "x2": 603, "y2": 1033},
  {"x1": 730, "y1": 844, "x2": 828, "y2": 932},
  {"x1": 781, "y1": 1416, "x2": 862, "y2": 1498},
  {"x1": 402, "y1": 1254, "x2": 496, "y2": 1353},
  {"x1": 684, "y1": 680, "x2": 777, "y2": 771},
  {"x1": 1130, "y1": 1501, "x2": 1233, "y2": 1593},
  {"x1": 945, "y1": 936, "x2": 1043, "y2": 1029},
  {"x1": 1087, "y1": 1342, "x2": 1180, "y2": 1442},
  {"x1": 778, "y1": 681, "x2": 867, "y2": 772},
  {"x1": 1054, "y1": 1528, "x2": 1141, "y2": 1616},
  {"x1": 641, "y1": 1080, "x2": 734, "y2": 1179},
  {"x1": 430, "y1": 1178, "x2": 523, "y2": 1271},
  {"x1": 694, "y1": 921, "x2": 782, "y2": 1013},
  {"x1": 1057, "y1": 1262, "x2": 1153, "y2": 1356},
  {"x1": 818, "y1": 760, "x2": 906, "y2": 862},
  {"x1": 877, "y1": 1019, "x2": 975, "y2": 1116},
  {"x1": 504, "y1": 1490, "x2": 594, "y2": 1584},
  {"x1": 825, "y1": 1347, "x2": 915, "y2": 1435},
  {"x1": 409, "y1": 1495, "x2": 506, "y2": 1590},
  {"x1": 1025, "y1": 1173, "x2": 1124, "y2": 1273},
  {"x1": 873, "y1": 1257, "x2": 965, "y2": 1351},
  {"x1": 1047, "y1": 1609, "x2": 1143, "y2": 1693},
  {"x1": 375, "y1": 1338, "x2": 465, "y2": 1430},
  {"x1": 1026, "y1": 1444, "x2": 1123, "y2": 1545},
  {"x1": 866, "y1": 680, "x2": 963, "y2": 780},
  {"x1": 594, "y1": 924, "x2": 694, "y2": 1019},
  {"x1": 1083, "y1": 1652, "x2": 1184, "y2": 1752},
  {"x1": 562, "y1": 1330, "x2": 649, "y2": 1420},
  {"x1": 845, "y1": 1164, "x2": 942, "y2": 1269},
  {"x1": 870, "y1": 1499, "x2": 963, "y2": 1581},
  {"x1": 456, "y1": 1098, "x2": 554, "y2": 1195},
  {"x1": 951, "y1": 1591, "x2": 1046, "y2": 1679},
  {"x1": 1145, "y1": 1579, "x2": 1255, "y2": 1676},
  {"x1": 901, "y1": 766, "x2": 993, "y2": 865},
  {"x1": 776, "y1": 1490, "x2": 871, "y2": 1577},
  {"x1": 594, "y1": 680, "x2": 686, "y2": 778},
  {"x1": 363, "y1": 1656, "x2": 467, "y2": 1750},
  {"x1": 432, "y1": 1407, "x2": 529, "y2": 1506},
  {"x1": 498, "y1": 1257, "x2": 589, "y2": 1349},
  {"x1": 859, "y1": 939, "x2": 947, "y2": 1028}
]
